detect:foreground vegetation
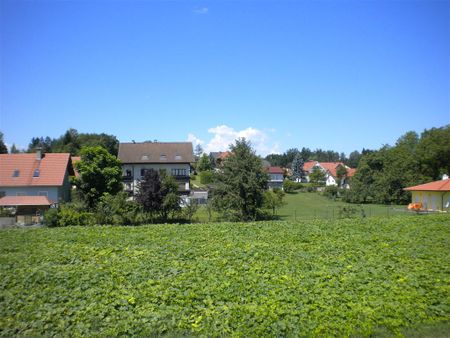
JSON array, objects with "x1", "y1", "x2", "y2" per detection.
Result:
[{"x1": 1, "y1": 215, "x2": 449, "y2": 336}]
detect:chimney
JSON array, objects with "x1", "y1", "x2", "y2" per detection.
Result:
[
  {"x1": 443, "y1": 174, "x2": 449, "y2": 180},
  {"x1": 36, "y1": 147, "x2": 43, "y2": 160}
]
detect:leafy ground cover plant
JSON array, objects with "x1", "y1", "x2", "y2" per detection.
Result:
[{"x1": 0, "y1": 215, "x2": 449, "y2": 336}]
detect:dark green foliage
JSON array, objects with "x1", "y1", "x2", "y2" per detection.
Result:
[
  {"x1": 309, "y1": 167, "x2": 326, "y2": 186},
  {"x1": 96, "y1": 192, "x2": 140, "y2": 225},
  {"x1": 74, "y1": 146, "x2": 123, "y2": 209},
  {"x1": 283, "y1": 179, "x2": 303, "y2": 193},
  {"x1": 291, "y1": 153, "x2": 305, "y2": 182},
  {"x1": 0, "y1": 132, "x2": 7, "y2": 154},
  {"x1": 347, "y1": 126, "x2": 450, "y2": 205},
  {"x1": 213, "y1": 138, "x2": 268, "y2": 221},
  {"x1": 160, "y1": 174, "x2": 181, "y2": 220},
  {"x1": 197, "y1": 153, "x2": 212, "y2": 172},
  {"x1": 43, "y1": 208, "x2": 59, "y2": 227},
  {"x1": 199, "y1": 170, "x2": 213, "y2": 184},
  {"x1": 135, "y1": 171, "x2": 181, "y2": 221},
  {"x1": 27, "y1": 129, "x2": 119, "y2": 156},
  {"x1": 0, "y1": 215, "x2": 449, "y2": 336},
  {"x1": 183, "y1": 199, "x2": 199, "y2": 222},
  {"x1": 416, "y1": 125, "x2": 450, "y2": 180},
  {"x1": 323, "y1": 185, "x2": 339, "y2": 199},
  {"x1": 263, "y1": 189, "x2": 285, "y2": 216},
  {"x1": 336, "y1": 165, "x2": 348, "y2": 187},
  {"x1": 346, "y1": 150, "x2": 362, "y2": 168},
  {"x1": 135, "y1": 169, "x2": 163, "y2": 214}
]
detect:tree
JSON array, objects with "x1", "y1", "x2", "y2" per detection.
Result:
[
  {"x1": 291, "y1": 153, "x2": 305, "y2": 182},
  {"x1": 10, "y1": 144, "x2": 20, "y2": 154},
  {"x1": 336, "y1": 165, "x2": 348, "y2": 187},
  {"x1": 160, "y1": 174, "x2": 181, "y2": 220},
  {"x1": 0, "y1": 132, "x2": 8, "y2": 154},
  {"x1": 347, "y1": 150, "x2": 361, "y2": 168},
  {"x1": 194, "y1": 144, "x2": 204, "y2": 160},
  {"x1": 197, "y1": 153, "x2": 212, "y2": 172},
  {"x1": 309, "y1": 167, "x2": 326, "y2": 186},
  {"x1": 74, "y1": 146, "x2": 123, "y2": 209},
  {"x1": 213, "y1": 138, "x2": 268, "y2": 221},
  {"x1": 135, "y1": 169, "x2": 163, "y2": 215},
  {"x1": 183, "y1": 199, "x2": 199, "y2": 222},
  {"x1": 263, "y1": 189, "x2": 285, "y2": 216}
]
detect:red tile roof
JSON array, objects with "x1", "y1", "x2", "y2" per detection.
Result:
[
  {"x1": 404, "y1": 179, "x2": 450, "y2": 192},
  {"x1": 267, "y1": 166, "x2": 284, "y2": 174},
  {"x1": 218, "y1": 151, "x2": 232, "y2": 160},
  {"x1": 0, "y1": 153, "x2": 72, "y2": 187},
  {"x1": 303, "y1": 161, "x2": 317, "y2": 172},
  {"x1": 0, "y1": 196, "x2": 54, "y2": 206}
]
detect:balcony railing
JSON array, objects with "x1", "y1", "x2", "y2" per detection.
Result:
[{"x1": 122, "y1": 175, "x2": 134, "y2": 182}]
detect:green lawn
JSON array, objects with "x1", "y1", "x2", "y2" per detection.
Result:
[
  {"x1": 1, "y1": 215, "x2": 449, "y2": 336},
  {"x1": 193, "y1": 191, "x2": 404, "y2": 222},
  {"x1": 277, "y1": 191, "x2": 403, "y2": 220}
]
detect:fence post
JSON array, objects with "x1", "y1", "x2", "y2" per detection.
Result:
[{"x1": 294, "y1": 209, "x2": 296, "y2": 222}]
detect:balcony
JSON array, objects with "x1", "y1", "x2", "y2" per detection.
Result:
[{"x1": 122, "y1": 175, "x2": 134, "y2": 182}]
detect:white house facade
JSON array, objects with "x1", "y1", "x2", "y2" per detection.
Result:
[{"x1": 118, "y1": 142, "x2": 194, "y2": 197}]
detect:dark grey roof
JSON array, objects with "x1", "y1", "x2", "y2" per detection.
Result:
[{"x1": 118, "y1": 142, "x2": 194, "y2": 164}]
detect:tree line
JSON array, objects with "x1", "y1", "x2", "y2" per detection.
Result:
[
  {"x1": 265, "y1": 147, "x2": 369, "y2": 169},
  {"x1": 0, "y1": 129, "x2": 119, "y2": 156},
  {"x1": 344, "y1": 125, "x2": 450, "y2": 205}
]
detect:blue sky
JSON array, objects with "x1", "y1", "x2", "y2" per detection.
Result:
[{"x1": 1, "y1": 0, "x2": 449, "y2": 156}]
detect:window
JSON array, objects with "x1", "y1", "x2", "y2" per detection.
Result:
[
  {"x1": 38, "y1": 191, "x2": 48, "y2": 197},
  {"x1": 141, "y1": 155, "x2": 149, "y2": 161},
  {"x1": 125, "y1": 169, "x2": 132, "y2": 177},
  {"x1": 175, "y1": 155, "x2": 182, "y2": 160},
  {"x1": 141, "y1": 169, "x2": 149, "y2": 177},
  {"x1": 0, "y1": 191, "x2": 5, "y2": 198},
  {"x1": 160, "y1": 154, "x2": 167, "y2": 161},
  {"x1": 13, "y1": 170, "x2": 20, "y2": 177},
  {"x1": 33, "y1": 169, "x2": 40, "y2": 177},
  {"x1": 171, "y1": 169, "x2": 187, "y2": 176}
]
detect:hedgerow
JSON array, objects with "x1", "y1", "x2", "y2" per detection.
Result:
[{"x1": 0, "y1": 215, "x2": 449, "y2": 336}]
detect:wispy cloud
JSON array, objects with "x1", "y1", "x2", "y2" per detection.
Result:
[
  {"x1": 193, "y1": 7, "x2": 208, "y2": 15},
  {"x1": 187, "y1": 125, "x2": 281, "y2": 157}
]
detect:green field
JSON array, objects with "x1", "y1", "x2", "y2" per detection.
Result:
[
  {"x1": 1, "y1": 215, "x2": 449, "y2": 336},
  {"x1": 193, "y1": 191, "x2": 403, "y2": 222},
  {"x1": 277, "y1": 191, "x2": 402, "y2": 220}
]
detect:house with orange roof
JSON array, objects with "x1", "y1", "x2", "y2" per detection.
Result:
[
  {"x1": 404, "y1": 178, "x2": 450, "y2": 211},
  {"x1": 0, "y1": 150, "x2": 74, "y2": 224},
  {"x1": 303, "y1": 161, "x2": 356, "y2": 188}
]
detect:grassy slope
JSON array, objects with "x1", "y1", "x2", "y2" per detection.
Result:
[
  {"x1": 1, "y1": 215, "x2": 449, "y2": 336},
  {"x1": 277, "y1": 192, "x2": 401, "y2": 220}
]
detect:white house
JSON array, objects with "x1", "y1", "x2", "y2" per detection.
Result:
[
  {"x1": 303, "y1": 161, "x2": 356, "y2": 188},
  {"x1": 118, "y1": 142, "x2": 194, "y2": 197}
]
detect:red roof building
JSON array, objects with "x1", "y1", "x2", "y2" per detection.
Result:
[
  {"x1": 404, "y1": 179, "x2": 450, "y2": 192},
  {"x1": 404, "y1": 179, "x2": 450, "y2": 211},
  {"x1": 0, "y1": 151, "x2": 74, "y2": 204}
]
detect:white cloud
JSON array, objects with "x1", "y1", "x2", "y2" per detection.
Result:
[
  {"x1": 189, "y1": 125, "x2": 280, "y2": 156},
  {"x1": 193, "y1": 7, "x2": 208, "y2": 14},
  {"x1": 186, "y1": 133, "x2": 204, "y2": 148}
]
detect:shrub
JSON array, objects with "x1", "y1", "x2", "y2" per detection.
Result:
[
  {"x1": 58, "y1": 207, "x2": 96, "y2": 226},
  {"x1": 337, "y1": 205, "x2": 365, "y2": 219},
  {"x1": 44, "y1": 208, "x2": 59, "y2": 227},
  {"x1": 199, "y1": 170, "x2": 214, "y2": 185},
  {"x1": 323, "y1": 185, "x2": 339, "y2": 199},
  {"x1": 283, "y1": 179, "x2": 302, "y2": 193},
  {"x1": 96, "y1": 192, "x2": 140, "y2": 225}
]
